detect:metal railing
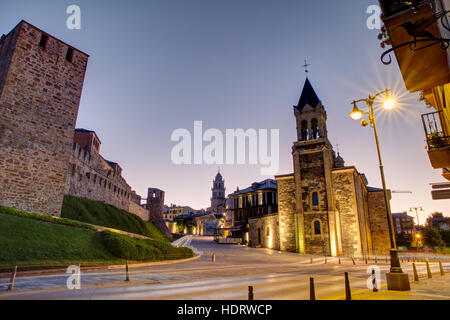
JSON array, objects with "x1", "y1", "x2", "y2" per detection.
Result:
[{"x1": 421, "y1": 110, "x2": 450, "y2": 150}]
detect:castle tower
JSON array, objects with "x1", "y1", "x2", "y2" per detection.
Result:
[
  {"x1": 0, "y1": 21, "x2": 89, "y2": 216},
  {"x1": 147, "y1": 188, "x2": 171, "y2": 236},
  {"x1": 278, "y1": 77, "x2": 340, "y2": 256},
  {"x1": 210, "y1": 170, "x2": 226, "y2": 209}
]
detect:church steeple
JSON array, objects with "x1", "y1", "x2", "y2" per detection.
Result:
[
  {"x1": 295, "y1": 78, "x2": 321, "y2": 112},
  {"x1": 293, "y1": 77, "x2": 328, "y2": 142}
]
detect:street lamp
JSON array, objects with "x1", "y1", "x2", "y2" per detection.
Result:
[
  {"x1": 408, "y1": 206, "x2": 424, "y2": 226},
  {"x1": 350, "y1": 89, "x2": 411, "y2": 291}
]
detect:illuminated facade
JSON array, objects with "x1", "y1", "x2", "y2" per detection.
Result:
[{"x1": 234, "y1": 78, "x2": 392, "y2": 257}]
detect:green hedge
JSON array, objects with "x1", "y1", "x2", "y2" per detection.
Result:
[
  {"x1": 0, "y1": 205, "x2": 97, "y2": 231},
  {"x1": 100, "y1": 231, "x2": 193, "y2": 261}
]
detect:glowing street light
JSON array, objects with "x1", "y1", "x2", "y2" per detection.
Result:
[{"x1": 349, "y1": 89, "x2": 410, "y2": 291}]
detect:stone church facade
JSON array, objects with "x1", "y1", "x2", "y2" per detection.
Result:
[{"x1": 249, "y1": 78, "x2": 391, "y2": 257}]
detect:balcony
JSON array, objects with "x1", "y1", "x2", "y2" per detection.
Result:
[
  {"x1": 379, "y1": 0, "x2": 450, "y2": 92},
  {"x1": 422, "y1": 110, "x2": 450, "y2": 169}
]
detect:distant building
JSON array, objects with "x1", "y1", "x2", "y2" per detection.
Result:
[
  {"x1": 392, "y1": 212, "x2": 415, "y2": 235},
  {"x1": 228, "y1": 179, "x2": 278, "y2": 244},
  {"x1": 210, "y1": 171, "x2": 226, "y2": 212},
  {"x1": 164, "y1": 205, "x2": 196, "y2": 220},
  {"x1": 176, "y1": 210, "x2": 224, "y2": 236},
  {"x1": 427, "y1": 216, "x2": 450, "y2": 231}
]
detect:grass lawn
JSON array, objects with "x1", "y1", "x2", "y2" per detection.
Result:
[
  {"x1": 0, "y1": 213, "x2": 123, "y2": 272},
  {"x1": 0, "y1": 207, "x2": 192, "y2": 272},
  {"x1": 61, "y1": 195, "x2": 170, "y2": 242}
]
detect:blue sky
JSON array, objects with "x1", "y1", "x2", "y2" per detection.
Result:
[{"x1": 1, "y1": 0, "x2": 448, "y2": 220}]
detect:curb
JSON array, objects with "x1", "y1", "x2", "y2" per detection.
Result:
[{"x1": 0, "y1": 254, "x2": 201, "y2": 279}]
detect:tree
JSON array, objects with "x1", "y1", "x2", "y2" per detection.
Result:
[
  {"x1": 174, "y1": 218, "x2": 186, "y2": 234},
  {"x1": 423, "y1": 226, "x2": 445, "y2": 248},
  {"x1": 426, "y1": 212, "x2": 445, "y2": 228}
]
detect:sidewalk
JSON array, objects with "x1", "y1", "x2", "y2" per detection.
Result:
[{"x1": 326, "y1": 273, "x2": 450, "y2": 300}]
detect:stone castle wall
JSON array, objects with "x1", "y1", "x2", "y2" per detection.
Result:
[
  {"x1": 0, "y1": 21, "x2": 89, "y2": 216},
  {"x1": 65, "y1": 142, "x2": 134, "y2": 212}
]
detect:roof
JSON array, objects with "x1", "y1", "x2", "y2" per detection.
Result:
[
  {"x1": 229, "y1": 179, "x2": 277, "y2": 196},
  {"x1": 366, "y1": 186, "x2": 384, "y2": 192},
  {"x1": 295, "y1": 78, "x2": 321, "y2": 111},
  {"x1": 175, "y1": 210, "x2": 222, "y2": 219},
  {"x1": 392, "y1": 213, "x2": 412, "y2": 218}
]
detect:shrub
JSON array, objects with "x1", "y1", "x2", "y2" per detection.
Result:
[
  {"x1": 100, "y1": 231, "x2": 193, "y2": 261},
  {"x1": 0, "y1": 205, "x2": 97, "y2": 231}
]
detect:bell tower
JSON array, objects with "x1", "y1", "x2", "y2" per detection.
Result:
[
  {"x1": 290, "y1": 77, "x2": 340, "y2": 256},
  {"x1": 211, "y1": 170, "x2": 226, "y2": 209}
]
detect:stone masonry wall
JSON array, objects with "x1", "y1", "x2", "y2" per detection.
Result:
[
  {"x1": 65, "y1": 142, "x2": 134, "y2": 212},
  {"x1": 332, "y1": 169, "x2": 363, "y2": 257},
  {"x1": 276, "y1": 175, "x2": 297, "y2": 252},
  {"x1": 0, "y1": 21, "x2": 89, "y2": 216},
  {"x1": 368, "y1": 190, "x2": 391, "y2": 255},
  {"x1": 248, "y1": 214, "x2": 280, "y2": 250}
]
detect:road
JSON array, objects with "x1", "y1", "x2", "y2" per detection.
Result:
[{"x1": 0, "y1": 236, "x2": 448, "y2": 300}]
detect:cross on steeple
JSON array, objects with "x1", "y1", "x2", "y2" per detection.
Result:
[
  {"x1": 303, "y1": 60, "x2": 310, "y2": 76},
  {"x1": 335, "y1": 143, "x2": 340, "y2": 154}
]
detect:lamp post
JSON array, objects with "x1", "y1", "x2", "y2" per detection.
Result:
[
  {"x1": 350, "y1": 89, "x2": 410, "y2": 291},
  {"x1": 408, "y1": 206, "x2": 424, "y2": 227}
]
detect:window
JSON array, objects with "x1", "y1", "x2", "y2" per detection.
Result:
[
  {"x1": 311, "y1": 118, "x2": 319, "y2": 139},
  {"x1": 301, "y1": 120, "x2": 308, "y2": 141},
  {"x1": 66, "y1": 48, "x2": 74, "y2": 62},
  {"x1": 312, "y1": 192, "x2": 319, "y2": 207},
  {"x1": 266, "y1": 227, "x2": 270, "y2": 237},
  {"x1": 314, "y1": 220, "x2": 321, "y2": 235},
  {"x1": 39, "y1": 34, "x2": 48, "y2": 49},
  {"x1": 71, "y1": 164, "x2": 76, "y2": 176}
]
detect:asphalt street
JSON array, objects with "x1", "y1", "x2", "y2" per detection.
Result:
[{"x1": 0, "y1": 236, "x2": 448, "y2": 300}]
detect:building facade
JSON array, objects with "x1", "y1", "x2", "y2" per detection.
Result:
[
  {"x1": 239, "y1": 78, "x2": 392, "y2": 257},
  {"x1": 0, "y1": 21, "x2": 89, "y2": 216},
  {"x1": 392, "y1": 212, "x2": 416, "y2": 235}
]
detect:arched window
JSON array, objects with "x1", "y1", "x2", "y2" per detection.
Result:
[
  {"x1": 301, "y1": 120, "x2": 308, "y2": 141},
  {"x1": 312, "y1": 192, "x2": 319, "y2": 207},
  {"x1": 314, "y1": 220, "x2": 321, "y2": 235},
  {"x1": 311, "y1": 118, "x2": 319, "y2": 139},
  {"x1": 266, "y1": 226, "x2": 270, "y2": 237}
]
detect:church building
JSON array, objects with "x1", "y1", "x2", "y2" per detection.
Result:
[{"x1": 245, "y1": 77, "x2": 392, "y2": 257}]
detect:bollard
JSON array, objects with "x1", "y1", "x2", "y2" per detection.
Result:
[
  {"x1": 375, "y1": 256, "x2": 377, "y2": 264},
  {"x1": 351, "y1": 257, "x2": 355, "y2": 265},
  {"x1": 310, "y1": 278, "x2": 316, "y2": 300},
  {"x1": 344, "y1": 272, "x2": 351, "y2": 300},
  {"x1": 248, "y1": 286, "x2": 254, "y2": 300},
  {"x1": 386, "y1": 256, "x2": 388, "y2": 264},
  {"x1": 426, "y1": 261, "x2": 432, "y2": 279},
  {"x1": 212, "y1": 253, "x2": 216, "y2": 262},
  {"x1": 325, "y1": 256, "x2": 327, "y2": 264},
  {"x1": 412, "y1": 262, "x2": 419, "y2": 282},
  {"x1": 372, "y1": 269, "x2": 378, "y2": 292},
  {"x1": 7, "y1": 266, "x2": 17, "y2": 291},
  {"x1": 439, "y1": 261, "x2": 445, "y2": 276},
  {"x1": 310, "y1": 258, "x2": 313, "y2": 264},
  {"x1": 365, "y1": 258, "x2": 368, "y2": 264},
  {"x1": 338, "y1": 257, "x2": 341, "y2": 265},
  {"x1": 125, "y1": 260, "x2": 130, "y2": 282}
]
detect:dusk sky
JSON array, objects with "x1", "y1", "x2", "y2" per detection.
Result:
[{"x1": 1, "y1": 0, "x2": 448, "y2": 221}]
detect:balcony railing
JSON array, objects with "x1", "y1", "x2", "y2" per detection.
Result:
[{"x1": 421, "y1": 110, "x2": 450, "y2": 150}]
